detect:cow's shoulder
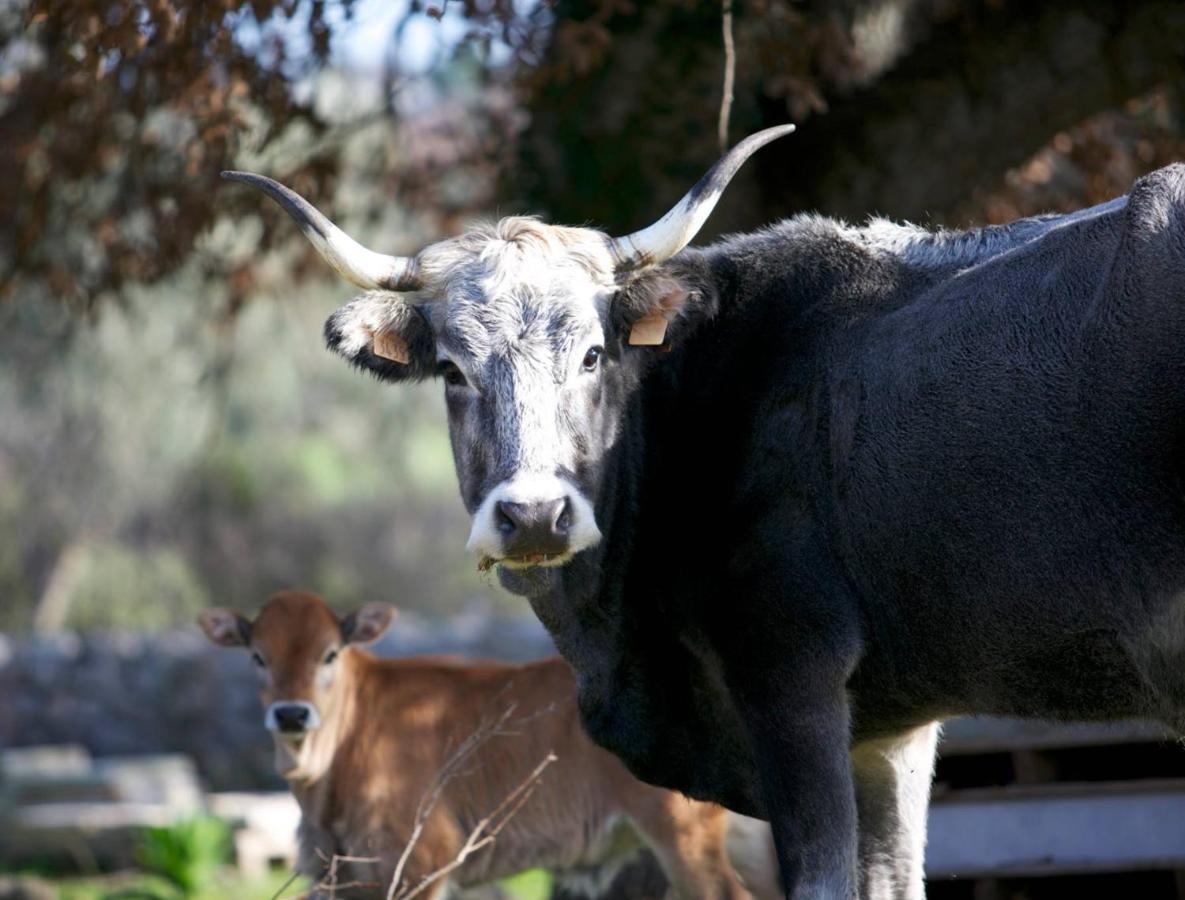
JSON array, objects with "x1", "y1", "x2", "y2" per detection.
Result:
[
  {"x1": 1124, "y1": 163, "x2": 1185, "y2": 253},
  {"x1": 1113, "y1": 163, "x2": 1185, "y2": 309},
  {"x1": 1127, "y1": 162, "x2": 1185, "y2": 227}
]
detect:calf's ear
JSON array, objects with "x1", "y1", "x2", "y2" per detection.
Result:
[
  {"x1": 197, "y1": 608, "x2": 252, "y2": 647},
  {"x1": 614, "y1": 273, "x2": 696, "y2": 348},
  {"x1": 341, "y1": 602, "x2": 398, "y2": 645},
  {"x1": 324, "y1": 291, "x2": 436, "y2": 382}
]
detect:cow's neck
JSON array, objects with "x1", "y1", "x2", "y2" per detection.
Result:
[
  {"x1": 514, "y1": 249, "x2": 742, "y2": 674},
  {"x1": 507, "y1": 250, "x2": 780, "y2": 811}
]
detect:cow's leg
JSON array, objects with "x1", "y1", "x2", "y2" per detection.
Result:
[
  {"x1": 715, "y1": 656, "x2": 857, "y2": 900},
  {"x1": 851, "y1": 723, "x2": 940, "y2": 900},
  {"x1": 711, "y1": 567, "x2": 864, "y2": 898},
  {"x1": 753, "y1": 698, "x2": 856, "y2": 899}
]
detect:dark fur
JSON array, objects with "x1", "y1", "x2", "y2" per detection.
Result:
[
  {"x1": 325, "y1": 166, "x2": 1185, "y2": 897},
  {"x1": 511, "y1": 169, "x2": 1185, "y2": 894}
]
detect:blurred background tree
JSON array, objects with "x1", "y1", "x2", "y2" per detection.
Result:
[{"x1": 2, "y1": 0, "x2": 1184, "y2": 631}]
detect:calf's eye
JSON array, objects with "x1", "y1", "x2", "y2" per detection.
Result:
[
  {"x1": 323, "y1": 649, "x2": 338, "y2": 666},
  {"x1": 251, "y1": 652, "x2": 266, "y2": 668},
  {"x1": 582, "y1": 346, "x2": 603, "y2": 371}
]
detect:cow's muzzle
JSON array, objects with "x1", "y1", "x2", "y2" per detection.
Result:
[
  {"x1": 467, "y1": 474, "x2": 601, "y2": 567},
  {"x1": 496, "y1": 498, "x2": 571, "y2": 562}
]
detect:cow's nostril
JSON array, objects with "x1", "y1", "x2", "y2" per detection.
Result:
[
  {"x1": 495, "y1": 501, "x2": 517, "y2": 536},
  {"x1": 554, "y1": 498, "x2": 572, "y2": 534},
  {"x1": 494, "y1": 498, "x2": 571, "y2": 558}
]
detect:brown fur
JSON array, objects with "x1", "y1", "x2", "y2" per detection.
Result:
[{"x1": 200, "y1": 591, "x2": 770, "y2": 899}]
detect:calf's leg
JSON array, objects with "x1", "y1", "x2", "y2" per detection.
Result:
[
  {"x1": 851, "y1": 723, "x2": 940, "y2": 900},
  {"x1": 725, "y1": 813, "x2": 782, "y2": 900},
  {"x1": 631, "y1": 794, "x2": 751, "y2": 899}
]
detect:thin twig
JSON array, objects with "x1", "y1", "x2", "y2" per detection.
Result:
[
  {"x1": 269, "y1": 868, "x2": 302, "y2": 900},
  {"x1": 718, "y1": 0, "x2": 736, "y2": 154},
  {"x1": 386, "y1": 705, "x2": 518, "y2": 896},
  {"x1": 294, "y1": 852, "x2": 383, "y2": 899},
  {"x1": 286, "y1": 704, "x2": 558, "y2": 900},
  {"x1": 392, "y1": 751, "x2": 558, "y2": 900}
]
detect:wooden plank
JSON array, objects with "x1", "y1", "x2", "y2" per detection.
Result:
[
  {"x1": 938, "y1": 717, "x2": 1171, "y2": 756},
  {"x1": 926, "y1": 779, "x2": 1185, "y2": 878}
]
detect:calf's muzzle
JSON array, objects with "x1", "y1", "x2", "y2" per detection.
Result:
[{"x1": 266, "y1": 701, "x2": 320, "y2": 736}]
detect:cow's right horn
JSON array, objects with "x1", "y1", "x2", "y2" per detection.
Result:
[
  {"x1": 221, "y1": 171, "x2": 423, "y2": 292},
  {"x1": 607, "y1": 124, "x2": 796, "y2": 275}
]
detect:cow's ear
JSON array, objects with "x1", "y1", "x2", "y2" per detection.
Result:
[
  {"x1": 324, "y1": 291, "x2": 436, "y2": 383},
  {"x1": 614, "y1": 273, "x2": 697, "y2": 348},
  {"x1": 197, "y1": 608, "x2": 252, "y2": 648},
  {"x1": 340, "y1": 602, "x2": 397, "y2": 645}
]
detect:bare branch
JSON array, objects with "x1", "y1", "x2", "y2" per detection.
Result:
[
  {"x1": 387, "y1": 704, "x2": 522, "y2": 896},
  {"x1": 284, "y1": 703, "x2": 558, "y2": 900},
  {"x1": 268, "y1": 868, "x2": 303, "y2": 900},
  {"x1": 294, "y1": 852, "x2": 383, "y2": 899},
  {"x1": 391, "y1": 751, "x2": 558, "y2": 900},
  {"x1": 717, "y1": 0, "x2": 736, "y2": 154}
]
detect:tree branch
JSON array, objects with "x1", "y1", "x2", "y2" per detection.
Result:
[
  {"x1": 717, "y1": 0, "x2": 736, "y2": 154},
  {"x1": 392, "y1": 751, "x2": 557, "y2": 900},
  {"x1": 383, "y1": 703, "x2": 558, "y2": 900}
]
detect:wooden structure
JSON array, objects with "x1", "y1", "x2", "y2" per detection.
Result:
[{"x1": 928, "y1": 718, "x2": 1185, "y2": 898}]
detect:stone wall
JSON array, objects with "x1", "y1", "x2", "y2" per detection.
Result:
[{"x1": 0, "y1": 610, "x2": 554, "y2": 791}]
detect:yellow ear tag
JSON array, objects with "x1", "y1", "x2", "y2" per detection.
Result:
[
  {"x1": 628, "y1": 312, "x2": 669, "y2": 347},
  {"x1": 371, "y1": 329, "x2": 410, "y2": 364}
]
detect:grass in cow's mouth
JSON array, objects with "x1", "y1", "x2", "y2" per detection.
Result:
[{"x1": 478, "y1": 554, "x2": 561, "y2": 572}]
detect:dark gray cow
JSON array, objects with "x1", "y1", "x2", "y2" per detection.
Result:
[{"x1": 225, "y1": 128, "x2": 1185, "y2": 898}]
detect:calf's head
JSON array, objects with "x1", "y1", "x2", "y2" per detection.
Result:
[
  {"x1": 198, "y1": 590, "x2": 395, "y2": 778},
  {"x1": 224, "y1": 126, "x2": 793, "y2": 574}
]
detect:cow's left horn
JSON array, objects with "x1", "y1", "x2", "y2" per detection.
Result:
[
  {"x1": 607, "y1": 124, "x2": 795, "y2": 274},
  {"x1": 221, "y1": 171, "x2": 422, "y2": 292}
]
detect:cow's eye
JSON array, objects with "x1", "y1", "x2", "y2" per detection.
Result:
[
  {"x1": 251, "y1": 652, "x2": 266, "y2": 668},
  {"x1": 323, "y1": 649, "x2": 338, "y2": 666},
  {"x1": 582, "y1": 346, "x2": 603, "y2": 372},
  {"x1": 436, "y1": 360, "x2": 468, "y2": 388}
]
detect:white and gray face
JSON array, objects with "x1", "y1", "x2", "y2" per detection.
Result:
[
  {"x1": 230, "y1": 125, "x2": 796, "y2": 571},
  {"x1": 420, "y1": 223, "x2": 624, "y2": 568}
]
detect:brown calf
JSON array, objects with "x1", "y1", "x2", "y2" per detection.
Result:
[{"x1": 199, "y1": 591, "x2": 776, "y2": 899}]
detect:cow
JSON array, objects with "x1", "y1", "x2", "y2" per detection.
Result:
[
  {"x1": 197, "y1": 590, "x2": 777, "y2": 899},
  {"x1": 223, "y1": 128, "x2": 1185, "y2": 898}
]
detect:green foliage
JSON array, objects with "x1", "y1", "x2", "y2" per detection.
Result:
[
  {"x1": 135, "y1": 817, "x2": 232, "y2": 897},
  {"x1": 500, "y1": 868, "x2": 554, "y2": 900},
  {"x1": 0, "y1": 207, "x2": 520, "y2": 632},
  {"x1": 10, "y1": 865, "x2": 542, "y2": 900},
  {"x1": 51, "y1": 868, "x2": 298, "y2": 900},
  {"x1": 62, "y1": 543, "x2": 209, "y2": 632},
  {"x1": 57, "y1": 873, "x2": 179, "y2": 900}
]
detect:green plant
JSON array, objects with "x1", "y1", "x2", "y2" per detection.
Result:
[
  {"x1": 135, "y1": 817, "x2": 232, "y2": 897},
  {"x1": 499, "y1": 869, "x2": 553, "y2": 900}
]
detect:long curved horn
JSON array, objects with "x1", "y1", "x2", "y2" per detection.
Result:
[
  {"x1": 221, "y1": 171, "x2": 422, "y2": 291},
  {"x1": 608, "y1": 124, "x2": 796, "y2": 273}
]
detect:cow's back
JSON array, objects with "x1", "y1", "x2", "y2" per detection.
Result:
[
  {"x1": 611, "y1": 174, "x2": 1185, "y2": 763},
  {"x1": 745, "y1": 175, "x2": 1185, "y2": 736}
]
